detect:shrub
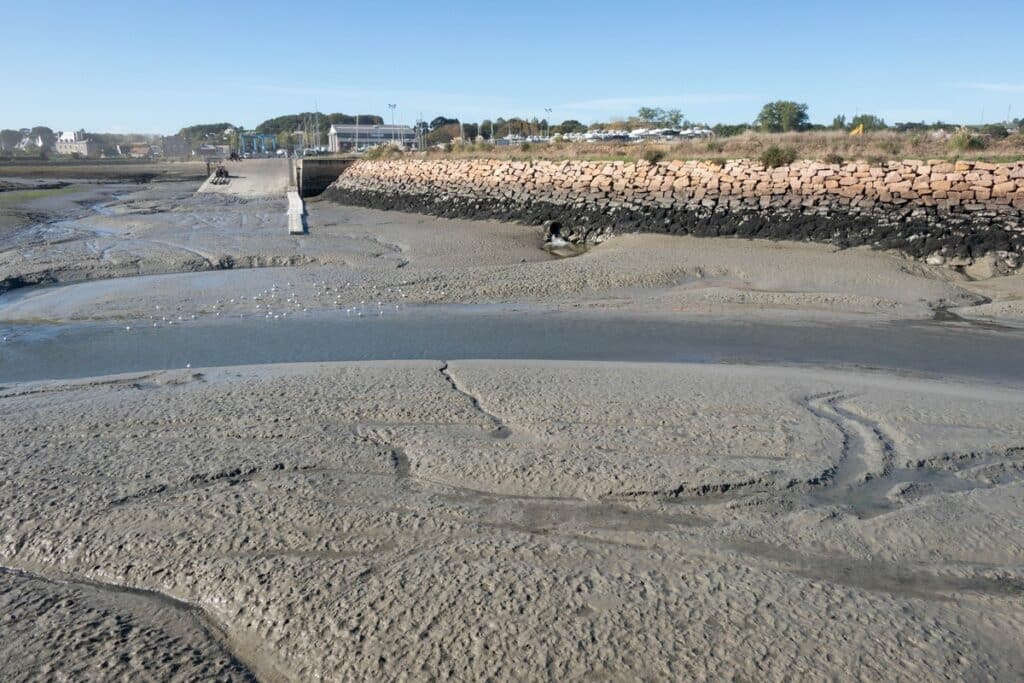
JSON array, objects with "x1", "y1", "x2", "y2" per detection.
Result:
[
  {"x1": 759, "y1": 145, "x2": 797, "y2": 168},
  {"x1": 712, "y1": 123, "x2": 749, "y2": 137},
  {"x1": 705, "y1": 139, "x2": 724, "y2": 153},
  {"x1": 823, "y1": 152, "x2": 844, "y2": 165},
  {"x1": 950, "y1": 127, "x2": 986, "y2": 152},
  {"x1": 979, "y1": 123, "x2": 1010, "y2": 139},
  {"x1": 363, "y1": 144, "x2": 404, "y2": 160},
  {"x1": 642, "y1": 148, "x2": 666, "y2": 163},
  {"x1": 520, "y1": 142, "x2": 531, "y2": 152}
]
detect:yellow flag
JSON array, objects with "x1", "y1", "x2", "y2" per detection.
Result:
[{"x1": 849, "y1": 124, "x2": 864, "y2": 136}]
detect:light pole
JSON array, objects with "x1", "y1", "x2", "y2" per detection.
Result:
[
  {"x1": 544, "y1": 108, "x2": 552, "y2": 138},
  {"x1": 355, "y1": 114, "x2": 359, "y2": 153},
  {"x1": 388, "y1": 104, "x2": 396, "y2": 145}
]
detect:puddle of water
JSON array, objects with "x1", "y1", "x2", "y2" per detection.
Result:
[
  {"x1": 808, "y1": 452, "x2": 1024, "y2": 519},
  {"x1": 543, "y1": 238, "x2": 588, "y2": 259}
]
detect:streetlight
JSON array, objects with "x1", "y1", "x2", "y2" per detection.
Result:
[
  {"x1": 388, "y1": 104, "x2": 397, "y2": 145},
  {"x1": 544, "y1": 108, "x2": 552, "y2": 138}
]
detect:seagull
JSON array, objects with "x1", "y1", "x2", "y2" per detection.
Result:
[{"x1": 125, "y1": 325, "x2": 131, "y2": 332}]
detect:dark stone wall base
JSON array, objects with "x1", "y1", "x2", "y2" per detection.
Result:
[{"x1": 322, "y1": 185, "x2": 1024, "y2": 262}]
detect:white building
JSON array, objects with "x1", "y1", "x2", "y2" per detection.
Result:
[
  {"x1": 328, "y1": 124, "x2": 416, "y2": 152},
  {"x1": 56, "y1": 129, "x2": 98, "y2": 157}
]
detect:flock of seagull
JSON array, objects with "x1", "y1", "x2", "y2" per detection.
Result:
[
  {"x1": 131, "y1": 279, "x2": 413, "y2": 333},
  {"x1": 1, "y1": 279, "x2": 430, "y2": 349}
]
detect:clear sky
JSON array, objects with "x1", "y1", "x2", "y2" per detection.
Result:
[{"x1": 4, "y1": 0, "x2": 1023, "y2": 134}]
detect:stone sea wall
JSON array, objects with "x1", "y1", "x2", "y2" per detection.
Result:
[{"x1": 324, "y1": 158, "x2": 1024, "y2": 270}]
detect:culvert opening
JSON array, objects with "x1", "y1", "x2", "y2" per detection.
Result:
[{"x1": 541, "y1": 220, "x2": 588, "y2": 258}]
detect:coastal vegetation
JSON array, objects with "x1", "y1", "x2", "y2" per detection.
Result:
[{"x1": 418, "y1": 128, "x2": 1024, "y2": 165}]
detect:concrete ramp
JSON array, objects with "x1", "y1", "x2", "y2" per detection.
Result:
[
  {"x1": 196, "y1": 158, "x2": 307, "y2": 235},
  {"x1": 197, "y1": 158, "x2": 290, "y2": 197},
  {"x1": 287, "y1": 188, "x2": 306, "y2": 234}
]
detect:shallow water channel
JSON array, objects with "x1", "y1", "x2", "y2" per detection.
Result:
[{"x1": 2, "y1": 305, "x2": 1023, "y2": 384}]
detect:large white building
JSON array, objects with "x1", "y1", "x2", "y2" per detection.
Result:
[
  {"x1": 56, "y1": 129, "x2": 98, "y2": 157},
  {"x1": 328, "y1": 124, "x2": 416, "y2": 152}
]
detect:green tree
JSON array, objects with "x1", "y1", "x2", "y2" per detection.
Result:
[
  {"x1": 755, "y1": 101, "x2": 809, "y2": 132},
  {"x1": 179, "y1": 122, "x2": 237, "y2": 141},
  {"x1": 555, "y1": 119, "x2": 587, "y2": 134},
  {"x1": 849, "y1": 114, "x2": 886, "y2": 131},
  {"x1": 636, "y1": 107, "x2": 684, "y2": 128},
  {"x1": 831, "y1": 115, "x2": 846, "y2": 130},
  {"x1": 429, "y1": 116, "x2": 458, "y2": 130},
  {"x1": 0, "y1": 129, "x2": 21, "y2": 151},
  {"x1": 424, "y1": 123, "x2": 461, "y2": 146},
  {"x1": 30, "y1": 126, "x2": 57, "y2": 149}
]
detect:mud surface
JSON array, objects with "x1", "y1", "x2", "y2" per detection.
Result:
[
  {"x1": 1, "y1": 362, "x2": 1023, "y2": 680},
  {"x1": 2, "y1": 169, "x2": 1024, "y2": 680}
]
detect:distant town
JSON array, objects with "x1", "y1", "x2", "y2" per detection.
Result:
[{"x1": 2, "y1": 103, "x2": 1022, "y2": 162}]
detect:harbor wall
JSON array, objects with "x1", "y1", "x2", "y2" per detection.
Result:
[{"x1": 324, "y1": 158, "x2": 1024, "y2": 269}]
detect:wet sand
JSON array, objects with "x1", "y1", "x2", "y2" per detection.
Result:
[{"x1": 1, "y1": 164, "x2": 1023, "y2": 681}]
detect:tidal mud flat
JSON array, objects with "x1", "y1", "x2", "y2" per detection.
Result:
[
  {"x1": 2, "y1": 362, "x2": 1024, "y2": 680},
  {"x1": 1, "y1": 161, "x2": 1024, "y2": 680}
]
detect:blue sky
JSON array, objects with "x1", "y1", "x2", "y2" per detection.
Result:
[{"x1": 4, "y1": 0, "x2": 1023, "y2": 134}]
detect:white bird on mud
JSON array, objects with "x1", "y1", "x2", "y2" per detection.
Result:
[{"x1": 125, "y1": 326, "x2": 131, "y2": 332}]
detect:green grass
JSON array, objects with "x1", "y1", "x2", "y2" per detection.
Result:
[{"x1": 0, "y1": 185, "x2": 81, "y2": 205}]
